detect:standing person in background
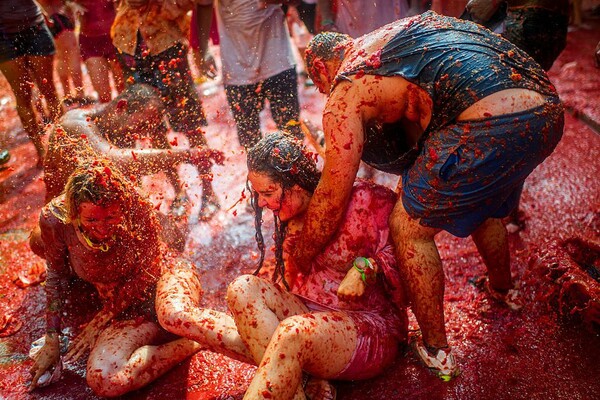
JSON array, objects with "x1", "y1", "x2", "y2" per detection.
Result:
[
  {"x1": 111, "y1": 0, "x2": 220, "y2": 220},
  {"x1": 197, "y1": 0, "x2": 302, "y2": 149},
  {"x1": 0, "y1": 0, "x2": 64, "y2": 167},
  {"x1": 317, "y1": 0, "x2": 410, "y2": 37},
  {"x1": 465, "y1": 0, "x2": 569, "y2": 72},
  {"x1": 463, "y1": 0, "x2": 570, "y2": 231},
  {"x1": 37, "y1": 0, "x2": 90, "y2": 104},
  {"x1": 75, "y1": 0, "x2": 124, "y2": 103},
  {"x1": 190, "y1": 4, "x2": 220, "y2": 84}
]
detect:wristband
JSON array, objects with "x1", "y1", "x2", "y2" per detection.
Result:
[{"x1": 353, "y1": 257, "x2": 374, "y2": 283}]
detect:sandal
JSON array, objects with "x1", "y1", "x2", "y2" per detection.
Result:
[
  {"x1": 412, "y1": 337, "x2": 460, "y2": 381},
  {"x1": 487, "y1": 281, "x2": 523, "y2": 311}
]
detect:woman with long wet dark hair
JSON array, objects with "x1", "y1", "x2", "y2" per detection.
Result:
[{"x1": 227, "y1": 132, "x2": 408, "y2": 399}]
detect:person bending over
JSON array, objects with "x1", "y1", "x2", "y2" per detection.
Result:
[
  {"x1": 112, "y1": 0, "x2": 220, "y2": 220},
  {"x1": 300, "y1": 12, "x2": 564, "y2": 378},
  {"x1": 43, "y1": 84, "x2": 222, "y2": 213}
]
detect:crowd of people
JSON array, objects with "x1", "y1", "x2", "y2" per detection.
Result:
[{"x1": 0, "y1": 0, "x2": 588, "y2": 398}]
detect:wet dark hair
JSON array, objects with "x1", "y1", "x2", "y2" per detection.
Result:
[
  {"x1": 246, "y1": 131, "x2": 321, "y2": 288},
  {"x1": 305, "y1": 32, "x2": 351, "y2": 81}
]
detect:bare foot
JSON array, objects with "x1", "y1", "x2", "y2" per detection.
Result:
[
  {"x1": 199, "y1": 191, "x2": 220, "y2": 222},
  {"x1": 170, "y1": 193, "x2": 190, "y2": 219},
  {"x1": 304, "y1": 377, "x2": 336, "y2": 400}
]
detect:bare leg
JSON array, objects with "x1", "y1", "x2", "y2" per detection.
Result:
[
  {"x1": 226, "y1": 275, "x2": 308, "y2": 363},
  {"x1": 27, "y1": 55, "x2": 63, "y2": 121},
  {"x1": 0, "y1": 56, "x2": 59, "y2": 164},
  {"x1": 388, "y1": 196, "x2": 447, "y2": 349},
  {"x1": 155, "y1": 266, "x2": 253, "y2": 364},
  {"x1": 54, "y1": 31, "x2": 84, "y2": 98},
  {"x1": 471, "y1": 218, "x2": 513, "y2": 291},
  {"x1": 186, "y1": 130, "x2": 219, "y2": 220},
  {"x1": 228, "y1": 275, "x2": 353, "y2": 400},
  {"x1": 148, "y1": 123, "x2": 186, "y2": 201},
  {"x1": 85, "y1": 57, "x2": 113, "y2": 103},
  {"x1": 107, "y1": 57, "x2": 125, "y2": 93},
  {"x1": 86, "y1": 320, "x2": 201, "y2": 397}
]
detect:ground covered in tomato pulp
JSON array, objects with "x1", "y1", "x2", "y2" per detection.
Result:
[{"x1": 0, "y1": 16, "x2": 599, "y2": 400}]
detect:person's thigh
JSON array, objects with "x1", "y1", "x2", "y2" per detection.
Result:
[
  {"x1": 275, "y1": 311, "x2": 357, "y2": 378},
  {"x1": 87, "y1": 320, "x2": 165, "y2": 374}
]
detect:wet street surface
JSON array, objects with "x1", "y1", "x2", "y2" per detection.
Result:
[{"x1": 0, "y1": 17, "x2": 599, "y2": 400}]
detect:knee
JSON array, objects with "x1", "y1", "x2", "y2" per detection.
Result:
[
  {"x1": 226, "y1": 274, "x2": 261, "y2": 312},
  {"x1": 86, "y1": 365, "x2": 130, "y2": 398},
  {"x1": 269, "y1": 316, "x2": 307, "y2": 355},
  {"x1": 156, "y1": 267, "x2": 202, "y2": 331}
]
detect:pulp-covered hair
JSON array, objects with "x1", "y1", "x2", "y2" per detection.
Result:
[
  {"x1": 246, "y1": 131, "x2": 321, "y2": 288},
  {"x1": 247, "y1": 131, "x2": 320, "y2": 193},
  {"x1": 61, "y1": 159, "x2": 160, "y2": 246},
  {"x1": 305, "y1": 31, "x2": 351, "y2": 79},
  {"x1": 92, "y1": 83, "x2": 165, "y2": 119}
]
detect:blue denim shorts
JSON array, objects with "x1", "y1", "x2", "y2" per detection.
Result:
[{"x1": 402, "y1": 96, "x2": 564, "y2": 237}]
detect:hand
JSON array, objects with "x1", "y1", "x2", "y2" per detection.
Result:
[
  {"x1": 64, "y1": 309, "x2": 113, "y2": 363},
  {"x1": 29, "y1": 333, "x2": 60, "y2": 391},
  {"x1": 199, "y1": 51, "x2": 218, "y2": 80},
  {"x1": 337, "y1": 266, "x2": 368, "y2": 301}
]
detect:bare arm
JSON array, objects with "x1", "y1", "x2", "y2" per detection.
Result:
[
  {"x1": 63, "y1": 118, "x2": 192, "y2": 176},
  {"x1": 194, "y1": 2, "x2": 217, "y2": 78},
  {"x1": 291, "y1": 83, "x2": 364, "y2": 268}
]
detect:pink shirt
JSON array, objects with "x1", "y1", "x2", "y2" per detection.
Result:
[{"x1": 287, "y1": 181, "x2": 405, "y2": 315}]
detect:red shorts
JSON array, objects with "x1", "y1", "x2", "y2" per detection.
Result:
[
  {"x1": 331, "y1": 310, "x2": 403, "y2": 380},
  {"x1": 303, "y1": 297, "x2": 407, "y2": 381},
  {"x1": 79, "y1": 33, "x2": 117, "y2": 61}
]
